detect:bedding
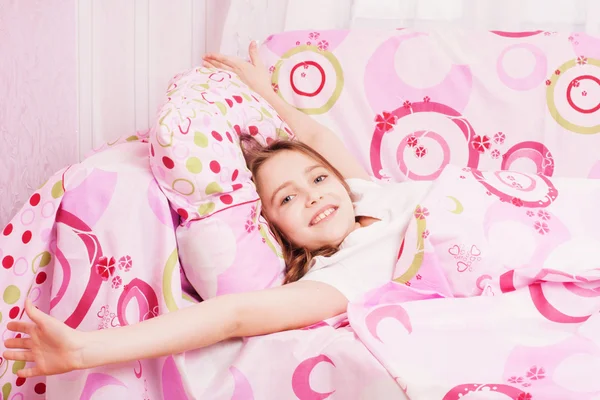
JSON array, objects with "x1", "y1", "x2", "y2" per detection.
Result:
[{"x1": 2, "y1": 27, "x2": 600, "y2": 399}]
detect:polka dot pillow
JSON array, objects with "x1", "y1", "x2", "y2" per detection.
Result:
[{"x1": 149, "y1": 67, "x2": 292, "y2": 299}]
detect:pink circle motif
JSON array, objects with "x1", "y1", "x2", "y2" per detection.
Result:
[
  {"x1": 490, "y1": 30, "x2": 544, "y2": 38},
  {"x1": 471, "y1": 169, "x2": 558, "y2": 208},
  {"x1": 567, "y1": 75, "x2": 600, "y2": 114},
  {"x1": 494, "y1": 171, "x2": 537, "y2": 192},
  {"x1": 395, "y1": 131, "x2": 451, "y2": 180},
  {"x1": 290, "y1": 61, "x2": 326, "y2": 97},
  {"x1": 497, "y1": 43, "x2": 547, "y2": 91},
  {"x1": 501, "y1": 141, "x2": 554, "y2": 176},
  {"x1": 370, "y1": 101, "x2": 480, "y2": 180}
]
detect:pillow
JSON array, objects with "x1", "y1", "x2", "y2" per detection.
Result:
[{"x1": 149, "y1": 67, "x2": 293, "y2": 299}]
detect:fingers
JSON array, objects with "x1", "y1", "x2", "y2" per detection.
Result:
[
  {"x1": 6, "y1": 321, "x2": 33, "y2": 335},
  {"x1": 17, "y1": 366, "x2": 42, "y2": 378},
  {"x1": 202, "y1": 59, "x2": 233, "y2": 72},
  {"x1": 203, "y1": 53, "x2": 239, "y2": 70},
  {"x1": 25, "y1": 298, "x2": 46, "y2": 326},
  {"x1": 4, "y1": 337, "x2": 33, "y2": 350},
  {"x1": 248, "y1": 40, "x2": 264, "y2": 68},
  {"x1": 3, "y1": 350, "x2": 35, "y2": 362}
]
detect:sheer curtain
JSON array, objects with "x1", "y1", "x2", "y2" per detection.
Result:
[{"x1": 219, "y1": 0, "x2": 600, "y2": 55}]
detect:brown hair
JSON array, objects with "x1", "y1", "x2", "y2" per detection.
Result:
[{"x1": 240, "y1": 135, "x2": 351, "y2": 284}]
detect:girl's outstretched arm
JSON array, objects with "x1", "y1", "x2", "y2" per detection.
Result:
[
  {"x1": 2, "y1": 281, "x2": 347, "y2": 378},
  {"x1": 203, "y1": 42, "x2": 371, "y2": 181}
]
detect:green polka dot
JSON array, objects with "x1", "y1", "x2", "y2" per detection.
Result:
[
  {"x1": 242, "y1": 93, "x2": 253, "y2": 102},
  {"x1": 125, "y1": 135, "x2": 139, "y2": 142},
  {"x1": 39, "y1": 251, "x2": 51, "y2": 267},
  {"x1": 3, "y1": 285, "x2": 20, "y2": 305},
  {"x1": 276, "y1": 128, "x2": 290, "y2": 140},
  {"x1": 12, "y1": 360, "x2": 25, "y2": 375},
  {"x1": 194, "y1": 132, "x2": 209, "y2": 148},
  {"x1": 2, "y1": 383, "x2": 11, "y2": 400},
  {"x1": 205, "y1": 182, "x2": 223, "y2": 195},
  {"x1": 198, "y1": 202, "x2": 215, "y2": 216},
  {"x1": 51, "y1": 181, "x2": 64, "y2": 198},
  {"x1": 186, "y1": 157, "x2": 202, "y2": 174},
  {"x1": 261, "y1": 107, "x2": 273, "y2": 119},
  {"x1": 0, "y1": 311, "x2": 2, "y2": 324},
  {"x1": 216, "y1": 102, "x2": 228, "y2": 115}
]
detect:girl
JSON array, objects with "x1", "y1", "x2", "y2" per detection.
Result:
[{"x1": 2, "y1": 41, "x2": 428, "y2": 378}]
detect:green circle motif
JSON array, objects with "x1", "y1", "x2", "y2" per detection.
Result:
[
  {"x1": 194, "y1": 131, "x2": 209, "y2": 148},
  {"x1": 546, "y1": 58, "x2": 600, "y2": 134},
  {"x1": 3, "y1": 285, "x2": 20, "y2": 305},
  {"x1": 172, "y1": 178, "x2": 195, "y2": 196},
  {"x1": 186, "y1": 157, "x2": 203, "y2": 174},
  {"x1": 271, "y1": 45, "x2": 344, "y2": 115}
]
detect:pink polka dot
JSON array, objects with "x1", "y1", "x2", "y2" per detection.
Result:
[
  {"x1": 177, "y1": 208, "x2": 189, "y2": 220},
  {"x1": 16, "y1": 377, "x2": 26, "y2": 386},
  {"x1": 22, "y1": 231, "x2": 32, "y2": 244},
  {"x1": 162, "y1": 156, "x2": 175, "y2": 169},
  {"x1": 232, "y1": 183, "x2": 243, "y2": 191},
  {"x1": 150, "y1": 143, "x2": 155, "y2": 157},
  {"x1": 249, "y1": 126, "x2": 259, "y2": 136},
  {"x1": 232, "y1": 169, "x2": 239, "y2": 181},
  {"x1": 226, "y1": 131, "x2": 233, "y2": 143},
  {"x1": 2, "y1": 255, "x2": 14, "y2": 269},
  {"x1": 212, "y1": 130, "x2": 223, "y2": 141},
  {"x1": 210, "y1": 161, "x2": 221, "y2": 173},
  {"x1": 220, "y1": 194, "x2": 233, "y2": 205},
  {"x1": 29, "y1": 193, "x2": 41, "y2": 206},
  {"x1": 3, "y1": 223, "x2": 12, "y2": 236}
]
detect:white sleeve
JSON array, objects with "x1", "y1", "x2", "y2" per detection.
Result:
[{"x1": 301, "y1": 261, "x2": 366, "y2": 302}]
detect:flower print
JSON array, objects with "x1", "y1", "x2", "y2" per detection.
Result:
[
  {"x1": 511, "y1": 181, "x2": 523, "y2": 189},
  {"x1": 308, "y1": 32, "x2": 320, "y2": 40},
  {"x1": 518, "y1": 393, "x2": 532, "y2": 400},
  {"x1": 272, "y1": 83, "x2": 279, "y2": 93},
  {"x1": 422, "y1": 230, "x2": 430, "y2": 239},
  {"x1": 249, "y1": 206, "x2": 257, "y2": 220},
  {"x1": 577, "y1": 56, "x2": 587, "y2": 65},
  {"x1": 375, "y1": 111, "x2": 398, "y2": 132},
  {"x1": 414, "y1": 146, "x2": 427, "y2": 158},
  {"x1": 494, "y1": 132, "x2": 505, "y2": 145},
  {"x1": 414, "y1": 206, "x2": 429, "y2": 220},
  {"x1": 307, "y1": 41, "x2": 312, "y2": 46},
  {"x1": 522, "y1": 382, "x2": 531, "y2": 387},
  {"x1": 423, "y1": 96, "x2": 430, "y2": 102},
  {"x1": 96, "y1": 256, "x2": 116, "y2": 281},
  {"x1": 534, "y1": 221, "x2": 550, "y2": 235},
  {"x1": 407, "y1": 135, "x2": 419, "y2": 147},
  {"x1": 508, "y1": 376, "x2": 524, "y2": 384},
  {"x1": 526, "y1": 210, "x2": 535, "y2": 217},
  {"x1": 245, "y1": 220, "x2": 255, "y2": 233},
  {"x1": 582, "y1": 91, "x2": 588, "y2": 97},
  {"x1": 568, "y1": 35, "x2": 574, "y2": 42},
  {"x1": 472, "y1": 135, "x2": 491, "y2": 153},
  {"x1": 296, "y1": 41, "x2": 301, "y2": 46},
  {"x1": 403, "y1": 100, "x2": 412, "y2": 109},
  {"x1": 555, "y1": 69, "x2": 561, "y2": 75},
  {"x1": 462, "y1": 167, "x2": 471, "y2": 172},
  {"x1": 118, "y1": 255, "x2": 132, "y2": 272},
  {"x1": 405, "y1": 281, "x2": 411, "y2": 286},
  {"x1": 416, "y1": 274, "x2": 422, "y2": 280},
  {"x1": 545, "y1": 79, "x2": 551, "y2": 86},
  {"x1": 269, "y1": 65, "x2": 275, "y2": 73},
  {"x1": 112, "y1": 276, "x2": 122, "y2": 289},
  {"x1": 526, "y1": 366, "x2": 546, "y2": 380},
  {"x1": 317, "y1": 40, "x2": 329, "y2": 51},
  {"x1": 491, "y1": 149, "x2": 501, "y2": 159},
  {"x1": 511, "y1": 197, "x2": 524, "y2": 207},
  {"x1": 573, "y1": 80, "x2": 580, "y2": 87},
  {"x1": 537, "y1": 210, "x2": 550, "y2": 220},
  {"x1": 544, "y1": 31, "x2": 551, "y2": 36},
  {"x1": 507, "y1": 175, "x2": 515, "y2": 181}
]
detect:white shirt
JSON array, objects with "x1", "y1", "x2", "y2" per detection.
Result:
[{"x1": 301, "y1": 178, "x2": 433, "y2": 302}]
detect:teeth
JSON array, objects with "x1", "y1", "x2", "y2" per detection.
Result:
[{"x1": 312, "y1": 208, "x2": 335, "y2": 225}]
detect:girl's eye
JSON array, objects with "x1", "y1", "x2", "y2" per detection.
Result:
[
  {"x1": 281, "y1": 195, "x2": 295, "y2": 205},
  {"x1": 314, "y1": 175, "x2": 327, "y2": 184}
]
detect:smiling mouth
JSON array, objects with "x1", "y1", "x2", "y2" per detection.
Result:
[{"x1": 310, "y1": 207, "x2": 338, "y2": 226}]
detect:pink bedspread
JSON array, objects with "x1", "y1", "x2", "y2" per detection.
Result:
[{"x1": 0, "y1": 141, "x2": 404, "y2": 399}]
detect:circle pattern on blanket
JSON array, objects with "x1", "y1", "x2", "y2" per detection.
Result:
[
  {"x1": 497, "y1": 43, "x2": 547, "y2": 91},
  {"x1": 471, "y1": 169, "x2": 558, "y2": 208},
  {"x1": 370, "y1": 101, "x2": 480, "y2": 180},
  {"x1": 546, "y1": 58, "x2": 600, "y2": 134},
  {"x1": 272, "y1": 45, "x2": 344, "y2": 115},
  {"x1": 501, "y1": 141, "x2": 555, "y2": 176}
]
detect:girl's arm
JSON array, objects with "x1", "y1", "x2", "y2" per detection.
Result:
[
  {"x1": 3, "y1": 281, "x2": 347, "y2": 377},
  {"x1": 203, "y1": 42, "x2": 371, "y2": 181}
]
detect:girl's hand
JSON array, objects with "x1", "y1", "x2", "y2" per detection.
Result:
[
  {"x1": 202, "y1": 41, "x2": 274, "y2": 99},
  {"x1": 2, "y1": 298, "x2": 88, "y2": 377}
]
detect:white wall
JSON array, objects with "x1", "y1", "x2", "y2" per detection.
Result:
[{"x1": 77, "y1": 0, "x2": 229, "y2": 159}]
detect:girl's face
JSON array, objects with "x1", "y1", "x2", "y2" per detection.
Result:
[{"x1": 255, "y1": 150, "x2": 356, "y2": 251}]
